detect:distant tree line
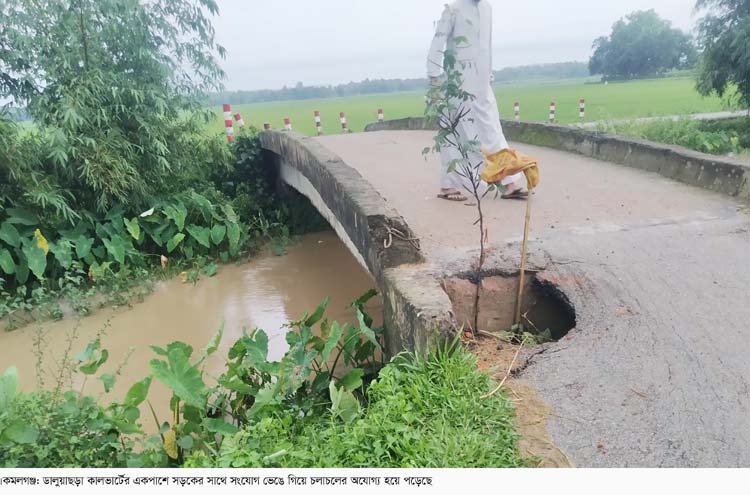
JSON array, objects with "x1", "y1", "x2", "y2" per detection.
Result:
[
  {"x1": 208, "y1": 62, "x2": 589, "y2": 106},
  {"x1": 493, "y1": 62, "x2": 589, "y2": 82},
  {"x1": 208, "y1": 78, "x2": 427, "y2": 105}
]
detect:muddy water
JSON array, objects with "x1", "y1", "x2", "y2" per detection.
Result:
[{"x1": 0, "y1": 230, "x2": 381, "y2": 425}]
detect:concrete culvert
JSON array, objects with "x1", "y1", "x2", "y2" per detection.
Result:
[{"x1": 441, "y1": 273, "x2": 576, "y2": 341}]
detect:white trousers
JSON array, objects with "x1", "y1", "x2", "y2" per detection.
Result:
[{"x1": 440, "y1": 85, "x2": 523, "y2": 191}]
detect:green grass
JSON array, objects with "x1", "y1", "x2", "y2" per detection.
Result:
[
  {"x1": 212, "y1": 76, "x2": 732, "y2": 137},
  {"x1": 187, "y1": 344, "x2": 528, "y2": 468},
  {"x1": 600, "y1": 116, "x2": 750, "y2": 156}
]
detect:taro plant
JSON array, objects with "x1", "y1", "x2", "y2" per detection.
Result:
[
  {"x1": 186, "y1": 339, "x2": 528, "y2": 469},
  {"x1": 0, "y1": 191, "x2": 248, "y2": 328},
  {"x1": 143, "y1": 290, "x2": 384, "y2": 464},
  {"x1": 217, "y1": 289, "x2": 382, "y2": 423},
  {"x1": 1, "y1": 292, "x2": 384, "y2": 467},
  {"x1": 144, "y1": 330, "x2": 230, "y2": 466}
]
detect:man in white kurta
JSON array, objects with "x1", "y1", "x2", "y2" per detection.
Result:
[{"x1": 428, "y1": 0, "x2": 527, "y2": 201}]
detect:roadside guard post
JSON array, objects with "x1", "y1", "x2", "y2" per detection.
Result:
[
  {"x1": 340, "y1": 112, "x2": 349, "y2": 133},
  {"x1": 314, "y1": 111, "x2": 323, "y2": 135},
  {"x1": 223, "y1": 103, "x2": 234, "y2": 143},
  {"x1": 234, "y1": 113, "x2": 245, "y2": 129}
]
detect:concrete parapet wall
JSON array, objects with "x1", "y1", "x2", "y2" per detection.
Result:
[
  {"x1": 260, "y1": 130, "x2": 454, "y2": 357},
  {"x1": 260, "y1": 130, "x2": 422, "y2": 276},
  {"x1": 365, "y1": 118, "x2": 750, "y2": 201}
]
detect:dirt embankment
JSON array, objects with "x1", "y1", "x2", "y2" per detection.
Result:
[{"x1": 471, "y1": 337, "x2": 574, "y2": 468}]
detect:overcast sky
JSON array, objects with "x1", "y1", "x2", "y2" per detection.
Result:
[{"x1": 213, "y1": 0, "x2": 700, "y2": 91}]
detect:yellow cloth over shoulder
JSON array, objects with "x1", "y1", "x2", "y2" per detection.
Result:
[{"x1": 480, "y1": 148, "x2": 541, "y2": 190}]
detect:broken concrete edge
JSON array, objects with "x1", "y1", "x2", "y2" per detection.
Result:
[
  {"x1": 260, "y1": 129, "x2": 458, "y2": 356},
  {"x1": 381, "y1": 242, "x2": 582, "y2": 356},
  {"x1": 380, "y1": 266, "x2": 457, "y2": 358},
  {"x1": 385, "y1": 244, "x2": 580, "y2": 360},
  {"x1": 365, "y1": 117, "x2": 750, "y2": 201}
]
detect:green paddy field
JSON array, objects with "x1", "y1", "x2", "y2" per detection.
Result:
[{"x1": 213, "y1": 76, "x2": 731, "y2": 137}]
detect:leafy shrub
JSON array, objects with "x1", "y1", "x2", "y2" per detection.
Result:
[
  {"x1": 215, "y1": 131, "x2": 276, "y2": 216},
  {"x1": 143, "y1": 292, "x2": 384, "y2": 465},
  {"x1": 698, "y1": 117, "x2": 750, "y2": 150},
  {"x1": 0, "y1": 391, "x2": 130, "y2": 468},
  {"x1": 599, "y1": 117, "x2": 750, "y2": 155},
  {"x1": 0, "y1": 1, "x2": 287, "y2": 324},
  {"x1": 0, "y1": 129, "x2": 294, "y2": 328},
  {"x1": 0, "y1": 2, "x2": 326, "y2": 324},
  {"x1": 219, "y1": 132, "x2": 328, "y2": 239},
  {"x1": 188, "y1": 343, "x2": 527, "y2": 468},
  {"x1": 0, "y1": 296, "x2": 527, "y2": 469},
  {"x1": 0, "y1": 0, "x2": 225, "y2": 213},
  {"x1": 0, "y1": 347, "x2": 152, "y2": 469},
  {"x1": 0, "y1": 189, "x2": 246, "y2": 305}
]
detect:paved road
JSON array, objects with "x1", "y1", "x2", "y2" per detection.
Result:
[{"x1": 317, "y1": 130, "x2": 750, "y2": 467}]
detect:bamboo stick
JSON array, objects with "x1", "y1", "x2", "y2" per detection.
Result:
[{"x1": 515, "y1": 190, "x2": 534, "y2": 326}]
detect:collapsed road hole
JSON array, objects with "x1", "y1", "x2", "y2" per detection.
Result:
[{"x1": 441, "y1": 273, "x2": 576, "y2": 342}]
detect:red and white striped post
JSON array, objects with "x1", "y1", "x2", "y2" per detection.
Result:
[
  {"x1": 234, "y1": 113, "x2": 245, "y2": 129},
  {"x1": 579, "y1": 98, "x2": 586, "y2": 120},
  {"x1": 263, "y1": 122, "x2": 271, "y2": 130},
  {"x1": 514, "y1": 102, "x2": 520, "y2": 121},
  {"x1": 284, "y1": 117, "x2": 292, "y2": 131},
  {"x1": 314, "y1": 110, "x2": 323, "y2": 135},
  {"x1": 339, "y1": 112, "x2": 349, "y2": 133},
  {"x1": 223, "y1": 104, "x2": 234, "y2": 143},
  {"x1": 549, "y1": 101, "x2": 556, "y2": 124},
  {"x1": 378, "y1": 108, "x2": 384, "y2": 122}
]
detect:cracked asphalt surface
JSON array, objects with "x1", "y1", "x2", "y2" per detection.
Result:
[{"x1": 527, "y1": 216, "x2": 750, "y2": 467}]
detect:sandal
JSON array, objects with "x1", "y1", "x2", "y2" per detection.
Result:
[
  {"x1": 501, "y1": 188, "x2": 529, "y2": 200},
  {"x1": 437, "y1": 191, "x2": 467, "y2": 202}
]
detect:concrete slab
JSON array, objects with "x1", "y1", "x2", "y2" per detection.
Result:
[
  {"x1": 317, "y1": 131, "x2": 743, "y2": 262},
  {"x1": 315, "y1": 130, "x2": 750, "y2": 467}
]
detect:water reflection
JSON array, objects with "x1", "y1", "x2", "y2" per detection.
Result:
[{"x1": 0, "y1": 230, "x2": 381, "y2": 423}]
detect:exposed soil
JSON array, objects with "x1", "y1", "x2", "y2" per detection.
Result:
[
  {"x1": 443, "y1": 273, "x2": 576, "y2": 340},
  {"x1": 471, "y1": 336, "x2": 574, "y2": 468},
  {"x1": 445, "y1": 272, "x2": 577, "y2": 466}
]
